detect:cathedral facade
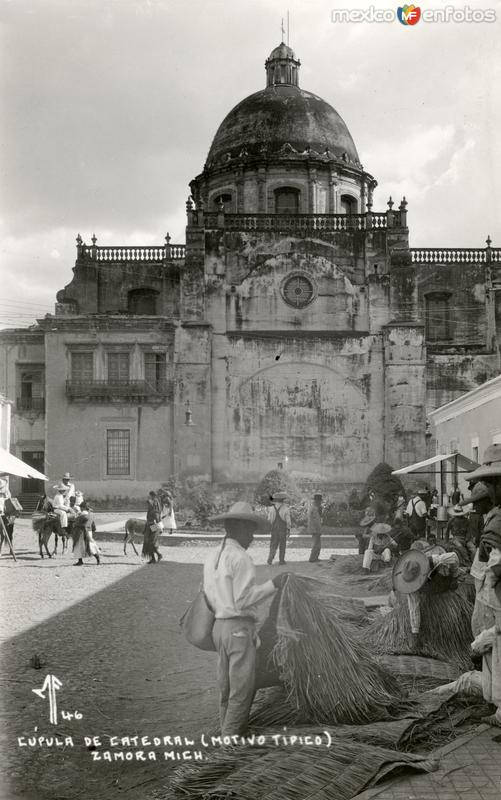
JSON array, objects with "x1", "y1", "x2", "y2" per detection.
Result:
[{"x1": 1, "y1": 43, "x2": 500, "y2": 503}]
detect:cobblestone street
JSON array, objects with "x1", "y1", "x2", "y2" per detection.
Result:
[
  {"x1": 0, "y1": 517, "x2": 358, "y2": 800},
  {"x1": 1, "y1": 518, "x2": 500, "y2": 800}
]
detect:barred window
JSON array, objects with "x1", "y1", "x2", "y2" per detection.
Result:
[
  {"x1": 108, "y1": 352, "x2": 130, "y2": 382},
  {"x1": 71, "y1": 352, "x2": 93, "y2": 382},
  {"x1": 144, "y1": 352, "x2": 166, "y2": 390},
  {"x1": 106, "y1": 430, "x2": 130, "y2": 475}
]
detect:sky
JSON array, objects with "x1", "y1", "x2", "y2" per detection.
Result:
[{"x1": 1, "y1": 0, "x2": 501, "y2": 328}]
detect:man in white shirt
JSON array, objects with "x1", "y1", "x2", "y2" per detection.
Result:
[
  {"x1": 61, "y1": 472, "x2": 76, "y2": 502},
  {"x1": 405, "y1": 487, "x2": 428, "y2": 539},
  {"x1": 204, "y1": 502, "x2": 288, "y2": 736}
]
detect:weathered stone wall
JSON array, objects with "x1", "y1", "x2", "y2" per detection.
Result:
[
  {"x1": 173, "y1": 324, "x2": 212, "y2": 480},
  {"x1": 383, "y1": 324, "x2": 427, "y2": 469},
  {"x1": 58, "y1": 258, "x2": 180, "y2": 318},
  {"x1": 210, "y1": 331, "x2": 383, "y2": 484}
]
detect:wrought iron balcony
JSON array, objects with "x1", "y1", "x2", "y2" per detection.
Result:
[
  {"x1": 16, "y1": 397, "x2": 45, "y2": 413},
  {"x1": 66, "y1": 379, "x2": 173, "y2": 403}
]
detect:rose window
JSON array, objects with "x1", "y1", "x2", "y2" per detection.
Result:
[{"x1": 282, "y1": 275, "x2": 315, "y2": 308}]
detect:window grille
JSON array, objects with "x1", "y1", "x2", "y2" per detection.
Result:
[{"x1": 107, "y1": 429, "x2": 130, "y2": 475}]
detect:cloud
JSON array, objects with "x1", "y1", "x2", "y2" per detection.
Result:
[{"x1": 1, "y1": 0, "x2": 500, "y2": 318}]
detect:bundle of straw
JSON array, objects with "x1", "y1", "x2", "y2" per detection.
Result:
[
  {"x1": 248, "y1": 687, "x2": 304, "y2": 728},
  {"x1": 164, "y1": 736, "x2": 437, "y2": 800},
  {"x1": 255, "y1": 577, "x2": 369, "y2": 691},
  {"x1": 365, "y1": 588, "x2": 474, "y2": 670},
  {"x1": 270, "y1": 574, "x2": 407, "y2": 724}
]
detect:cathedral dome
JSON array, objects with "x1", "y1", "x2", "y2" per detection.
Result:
[{"x1": 205, "y1": 43, "x2": 360, "y2": 169}]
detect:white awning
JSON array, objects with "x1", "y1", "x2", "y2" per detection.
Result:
[
  {"x1": 0, "y1": 447, "x2": 47, "y2": 480},
  {"x1": 392, "y1": 452, "x2": 479, "y2": 475}
]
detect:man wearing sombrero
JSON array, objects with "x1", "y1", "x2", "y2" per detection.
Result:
[
  {"x1": 61, "y1": 472, "x2": 76, "y2": 502},
  {"x1": 203, "y1": 502, "x2": 288, "y2": 736},
  {"x1": 459, "y1": 446, "x2": 501, "y2": 726},
  {"x1": 266, "y1": 492, "x2": 291, "y2": 566}
]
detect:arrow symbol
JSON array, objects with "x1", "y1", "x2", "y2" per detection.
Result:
[{"x1": 32, "y1": 675, "x2": 62, "y2": 724}]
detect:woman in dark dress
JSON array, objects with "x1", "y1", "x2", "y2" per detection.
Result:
[{"x1": 142, "y1": 490, "x2": 163, "y2": 564}]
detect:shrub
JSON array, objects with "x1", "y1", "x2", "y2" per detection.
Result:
[{"x1": 254, "y1": 469, "x2": 299, "y2": 507}]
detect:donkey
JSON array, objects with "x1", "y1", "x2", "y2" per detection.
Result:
[
  {"x1": 32, "y1": 499, "x2": 68, "y2": 558},
  {"x1": 123, "y1": 518, "x2": 146, "y2": 555}
]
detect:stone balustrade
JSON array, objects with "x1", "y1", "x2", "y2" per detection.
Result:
[
  {"x1": 411, "y1": 248, "x2": 501, "y2": 264},
  {"x1": 80, "y1": 244, "x2": 186, "y2": 262},
  {"x1": 203, "y1": 211, "x2": 398, "y2": 232}
]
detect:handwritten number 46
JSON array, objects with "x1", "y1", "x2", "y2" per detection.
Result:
[{"x1": 32, "y1": 675, "x2": 82, "y2": 724}]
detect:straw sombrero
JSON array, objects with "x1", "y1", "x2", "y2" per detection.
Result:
[
  {"x1": 359, "y1": 508, "x2": 376, "y2": 527},
  {"x1": 53, "y1": 483, "x2": 67, "y2": 491},
  {"x1": 62, "y1": 472, "x2": 73, "y2": 480},
  {"x1": 209, "y1": 502, "x2": 269, "y2": 532},
  {"x1": 392, "y1": 550, "x2": 430, "y2": 594},
  {"x1": 371, "y1": 523, "x2": 392, "y2": 535},
  {"x1": 447, "y1": 504, "x2": 467, "y2": 517},
  {"x1": 459, "y1": 481, "x2": 493, "y2": 506},
  {"x1": 464, "y1": 444, "x2": 501, "y2": 482},
  {"x1": 270, "y1": 491, "x2": 287, "y2": 502}
]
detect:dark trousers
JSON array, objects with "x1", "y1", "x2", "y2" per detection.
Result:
[
  {"x1": 268, "y1": 530, "x2": 287, "y2": 564},
  {"x1": 309, "y1": 534, "x2": 321, "y2": 562}
]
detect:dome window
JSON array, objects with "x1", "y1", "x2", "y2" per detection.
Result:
[
  {"x1": 340, "y1": 194, "x2": 357, "y2": 214},
  {"x1": 275, "y1": 187, "x2": 300, "y2": 214},
  {"x1": 213, "y1": 193, "x2": 233, "y2": 211},
  {"x1": 282, "y1": 274, "x2": 315, "y2": 309}
]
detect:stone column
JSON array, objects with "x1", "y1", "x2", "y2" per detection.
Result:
[{"x1": 383, "y1": 323, "x2": 426, "y2": 468}]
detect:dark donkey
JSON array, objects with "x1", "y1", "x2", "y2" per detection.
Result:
[{"x1": 32, "y1": 496, "x2": 67, "y2": 558}]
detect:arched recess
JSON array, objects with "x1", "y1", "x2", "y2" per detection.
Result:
[
  {"x1": 128, "y1": 288, "x2": 159, "y2": 315},
  {"x1": 339, "y1": 194, "x2": 358, "y2": 214},
  {"x1": 229, "y1": 362, "x2": 370, "y2": 480}
]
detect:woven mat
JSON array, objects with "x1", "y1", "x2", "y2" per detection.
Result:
[{"x1": 161, "y1": 737, "x2": 438, "y2": 800}]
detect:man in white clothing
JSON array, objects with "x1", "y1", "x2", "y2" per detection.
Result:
[
  {"x1": 61, "y1": 472, "x2": 76, "y2": 502},
  {"x1": 204, "y1": 502, "x2": 288, "y2": 736},
  {"x1": 405, "y1": 486, "x2": 428, "y2": 540},
  {"x1": 52, "y1": 483, "x2": 70, "y2": 533}
]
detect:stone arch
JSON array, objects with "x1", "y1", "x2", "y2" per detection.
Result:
[{"x1": 230, "y1": 361, "x2": 369, "y2": 480}]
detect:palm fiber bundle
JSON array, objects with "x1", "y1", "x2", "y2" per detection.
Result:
[
  {"x1": 365, "y1": 588, "x2": 474, "y2": 670},
  {"x1": 162, "y1": 736, "x2": 437, "y2": 800},
  {"x1": 255, "y1": 578, "x2": 369, "y2": 691},
  {"x1": 269, "y1": 574, "x2": 407, "y2": 724}
]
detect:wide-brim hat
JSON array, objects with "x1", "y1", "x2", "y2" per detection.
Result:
[
  {"x1": 53, "y1": 483, "x2": 66, "y2": 491},
  {"x1": 62, "y1": 472, "x2": 73, "y2": 480},
  {"x1": 359, "y1": 508, "x2": 376, "y2": 527},
  {"x1": 447, "y1": 504, "x2": 468, "y2": 517},
  {"x1": 371, "y1": 522, "x2": 392, "y2": 535},
  {"x1": 459, "y1": 481, "x2": 492, "y2": 506},
  {"x1": 464, "y1": 444, "x2": 501, "y2": 482},
  {"x1": 209, "y1": 502, "x2": 269, "y2": 532},
  {"x1": 415, "y1": 486, "x2": 429, "y2": 496},
  {"x1": 270, "y1": 492, "x2": 287, "y2": 502},
  {"x1": 313, "y1": 492, "x2": 323, "y2": 499},
  {"x1": 392, "y1": 549, "x2": 430, "y2": 594}
]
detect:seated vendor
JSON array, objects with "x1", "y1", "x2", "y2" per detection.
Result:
[{"x1": 362, "y1": 523, "x2": 397, "y2": 573}]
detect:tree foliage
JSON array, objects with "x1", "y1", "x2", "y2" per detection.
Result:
[{"x1": 254, "y1": 469, "x2": 299, "y2": 507}]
